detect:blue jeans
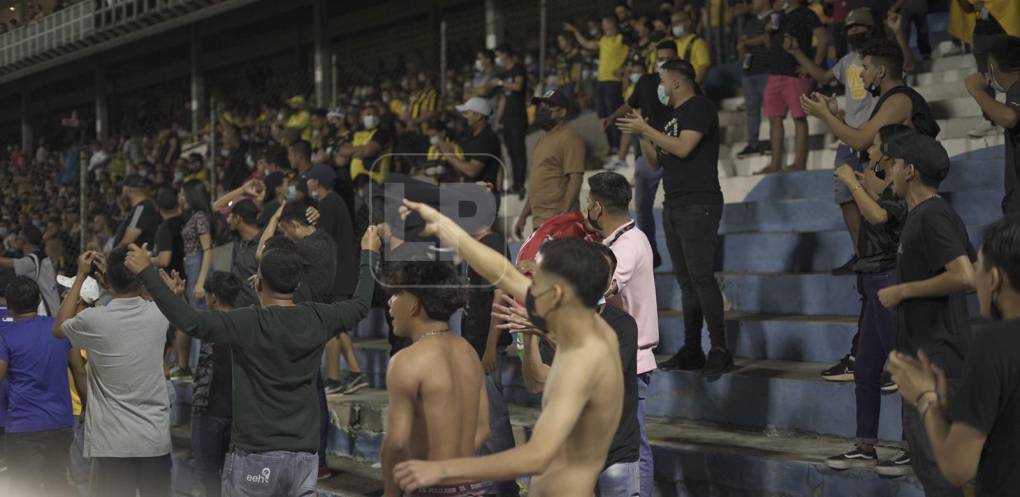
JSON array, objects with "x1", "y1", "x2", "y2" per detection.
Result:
[
  {"x1": 479, "y1": 357, "x2": 520, "y2": 497},
  {"x1": 596, "y1": 81, "x2": 623, "y2": 149},
  {"x1": 70, "y1": 415, "x2": 91, "y2": 497},
  {"x1": 854, "y1": 271, "x2": 897, "y2": 443},
  {"x1": 221, "y1": 449, "x2": 318, "y2": 497},
  {"x1": 633, "y1": 157, "x2": 662, "y2": 261},
  {"x1": 742, "y1": 73, "x2": 769, "y2": 147},
  {"x1": 184, "y1": 253, "x2": 206, "y2": 370},
  {"x1": 597, "y1": 461, "x2": 640, "y2": 497},
  {"x1": 192, "y1": 414, "x2": 231, "y2": 497},
  {"x1": 637, "y1": 373, "x2": 653, "y2": 497}
]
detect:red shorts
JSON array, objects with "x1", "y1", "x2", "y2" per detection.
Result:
[{"x1": 763, "y1": 75, "x2": 815, "y2": 119}]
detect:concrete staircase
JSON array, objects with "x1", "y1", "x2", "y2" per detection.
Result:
[{"x1": 166, "y1": 12, "x2": 1008, "y2": 497}]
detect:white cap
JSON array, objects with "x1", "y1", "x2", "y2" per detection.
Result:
[
  {"x1": 455, "y1": 97, "x2": 492, "y2": 116},
  {"x1": 57, "y1": 275, "x2": 101, "y2": 305}
]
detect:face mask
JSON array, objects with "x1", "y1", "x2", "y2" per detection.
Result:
[
  {"x1": 525, "y1": 285, "x2": 555, "y2": 332},
  {"x1": 589, "y1": 28, "x2": 599, "y2": 37},
  {"x1": 866, "y1": 70, "x2": 882, "y2": 98},
  {"x1": 629, "y1": 73, "x2": 642, "y2": 84},
  {"x1": 173, "y1": 171, "x2": 184, "y2": 183},
  {"x1": 656, "y1": 60, "x2": 667, "y2": 72},
  {"x1": 495, "y1": 57, "x2": 506, "y2": 69},
  {"x1": 587, "y1": 202, "x2": 602, "y2": 232},
  {"x1": 362, "y1": 115, "x2": 379, "y2": 130},
  {"x1": 597, "y1": 295, "x2": 607, "y2": 307},
  {"x1": 781, "y1": 0, "x2": 790, "y2": 10},
  {"x1": 475, "y1": 60, "x2": 485, "y2": 72},
  {"x1": 286, "y1": 184, "x2": 300, "y2": 201},
  {"x1": 848, "y1": 33, "x2": 870, "y2": 52},
  {"x1": 657, "y1": 84, "x2": 670, "y2": 106},
  {"x1": 534, "y1": 108, "x2": 559, "y2": 131},
  {"x1": 672, "y1": 25, "x2": 686, "y2": 38},
  {"x1": 989, "y1": 67, "x2": 1007, "y2": 93},
  {"x1": 430, "y1": 135, "x2": 441, "y2": 146}
]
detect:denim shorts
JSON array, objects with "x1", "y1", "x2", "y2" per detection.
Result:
[{"x1": 221, "y1": 449, "x2": 318, "y2": 497}]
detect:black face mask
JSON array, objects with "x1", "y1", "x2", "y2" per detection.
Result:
[
  {"x1": 587, "y1": 202, "x2": 602, "y2": 232},
  {"x1": 534, "y1": 108, "x2": 559, "y2": 131},
  {"x1": 866, "y1": 70, "x2": 883, "y2": 98},
  {"x1": 848, "y1": 32, "x2": 870, "y2": 51},
  {"x1": 525, "y1": 285, "x2": 555, "y2": 332}
]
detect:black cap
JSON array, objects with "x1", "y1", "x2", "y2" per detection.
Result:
[
  {"x1": 531, "y1": 88, "x2": 573, "y2": 110},
  {"x1": 19, "y1": 224, "x2": 43, "y2": 247},
  {"x1": 229, "y1": 198, "x2": 259, "y2": 222},
  {"x1": 123, "y1": 174, "x2": 150, "y2": 188},
  {"x1": 885, "y1": 132, "x2": 950, "y2": 185}
]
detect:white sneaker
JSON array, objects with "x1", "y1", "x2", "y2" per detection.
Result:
[
  {"x1": 941, "y1": 44, "x2": 962, "y2": 57},
  {"x1": 969, "y1": 121, "x2": 1000, "y2": 138},
  {"x1": 603, "y1": 157, "x2": 626, "y2": 170}
]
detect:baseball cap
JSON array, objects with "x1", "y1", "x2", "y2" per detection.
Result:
[
  {"x1": 57, "y1": 275, "x2": 101, "y2": 305},
  {"x1": 227, "y1": 198, "x2": 259, "y2": 221},
  {"x1": 456, "y1": 97, "x2": 492, "y2": 117},
  {"x1": 884, "y1": 132, "x2": 951, "y2": 185},
  {"x1": 845, "y1": 8, "x2": 874, "y2": 29},
  {"x1": 302, "y1": 164, "x2": 337, "y2": 187},
  {"x1": 122, "y1": 174, "x2": 150, "y2": 188},
  {"x1": 531, "y1": 88, "x2": 572, "y2": 109}
]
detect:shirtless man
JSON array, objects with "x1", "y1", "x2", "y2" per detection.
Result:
[
  {"x1": 381, "y1": 260, "x2": 490, "y2": 497},
  {"x1": 393, "y1": 199, "x2": 624, "y2": 497}
]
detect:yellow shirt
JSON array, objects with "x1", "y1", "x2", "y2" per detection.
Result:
[
  {"x1": 389, "y1": 99, "x2": 406, "y2": 117},
  {"x1": 69, "y1": 350, "x2": 87, "y2": 416},
  {"x1": 350, "y1": 129, "x2": 392, "y2": 184},
  {"x1": 675, "y1": 34, "x2": 711, "y2": 81},
  {"x1": 426, "y1": 143, "x2": 464, "y2": 162},
  {"x1": 597, "y1": 34, "x2": 629, "y2": 82},
  {"x1": 286, "y1": 110, "x2": 310, "y2": 135}
]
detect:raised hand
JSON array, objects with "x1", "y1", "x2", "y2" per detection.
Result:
[{"x1": 125, "y1": 243, "x2": 151, "y2": 275}]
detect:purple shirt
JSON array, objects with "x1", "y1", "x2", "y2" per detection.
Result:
[
  {"x1": 604, "y1": 221, "x2": 660, "y2": 375},
  {"x1": 0, "y1": 315, "x2": 73, "y2": 433}
]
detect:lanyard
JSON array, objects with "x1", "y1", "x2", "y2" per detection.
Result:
[{"x1": 605, "y1": 221, "x2": 636, "y2": 247}]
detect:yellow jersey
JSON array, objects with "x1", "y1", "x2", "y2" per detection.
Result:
[
  {"x1": 675, "y1": 34, "x2": 711, "y2": 80},
  {"x1": 598, "y1": 34, "x2": 629, "y2": 82},
  {"x1": 350, "y1": 129, "x2": 392, "y2": 184}
]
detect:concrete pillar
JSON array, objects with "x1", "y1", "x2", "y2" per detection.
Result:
[
  {"x1": 20, "y1": 89, "x2": 31, "y2": 153},
  {"x1": 484, "y1": 0, "x2": 503, "y2": 50},
  {"x1": 190, "y1": 28, "x2": 206, "y2": 138},
  {"x1": 94, "y1": 61, "x2": 108, "y2": 142},
  {"x1": 313, "y1": 0, "x2": 331, "y2": 107}
]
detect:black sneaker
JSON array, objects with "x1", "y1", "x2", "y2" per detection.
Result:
[
  {"x1": 832, "y1": 256, "x2": 859, "y2": 275},
  {"x1": 705, "y1": 347, "x2": 734, "y2": 375},
  {"x1": 342, "y1": 373, "x2": 369, "y2": 394},
  {"x1": 324, "y1": 380, "x2": 345, "y2": 395},
  {"x1": 821, "y1": 355, "x2": 855, "y2": 382},
  {"x1": 875, "y1": 451, "x2": 911, "y2": 477},
  {"x1": 881, "y1": 373, "x2": 898, "y2": 393},
  {"x1": 659, "y1": 346, "x2": 706, "y2": 370},
  {"x1": 736, "y1": 144, "x2": 761, "y2": 158},
  {"x1": 826, "y1": 446, "x2": 878, "y2": 470}
]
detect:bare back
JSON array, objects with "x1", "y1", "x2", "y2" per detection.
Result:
[
  {"x1": 529, "y1": 318, "x2": 623, "y2": 497},
  {"x1": 398, "y1": 335, "x2": 485, "y2": 461}
]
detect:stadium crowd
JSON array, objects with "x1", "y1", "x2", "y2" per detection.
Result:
[{"x1": 0, "y1": 0, "x2": 1020, "y2": 497}]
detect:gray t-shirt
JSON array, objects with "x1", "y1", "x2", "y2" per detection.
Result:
[
  {"x1": 13, "y1": 254, "x2": 60, "y2": 317},
  {"x1": 832, "y1": 51, "x2": 877, "y2": 129},
  {"x1": 61, "y1": 297, "x2": 171, "y2": 458}
]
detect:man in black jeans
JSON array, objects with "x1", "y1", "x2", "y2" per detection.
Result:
[
  {"x1": 617, "y1": 59, "x2": 732, "y2": 374},
  {"x1": 494, "y1": 43, "x2": 528, "y2": 195}
]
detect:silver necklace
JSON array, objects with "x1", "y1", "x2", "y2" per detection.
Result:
[{"x1": 417, "y1": 329, "x2": 451, "y2": 341}]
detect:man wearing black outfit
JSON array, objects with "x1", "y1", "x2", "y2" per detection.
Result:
[
  {"x1": 224, "y1": 199, "x2": 262, "y2": 308},
  {"x1": 153, "y1": 187, "x2": 186, "y2": 277},
  {"x1": 877, "y1": 131, "x2": 975, "y2": 497},
  {"x1": 604, "y1": 40, "x2": 679, "y2": 268},
  {"x1": 889, "y1": 217, "x2": 1020, "y2": 497},
  {"x1": 113, "y1": 174, "x2": 160, "y2": 248},
  {"x1": 451, "y1": 97, "x2": 503, "y2": 189},
  {"x1": 964, "y1": 36, "x2": 1020, "y2": 217},
  {"x1": 618, "y1": 58, "x2": 732, "y2": 374},
  {"x1": 494, "y1": 43, "x2": 529, "y2": 194}
]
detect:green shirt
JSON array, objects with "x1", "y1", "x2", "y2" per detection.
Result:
[{"x1": 138, "y1": 250, "x2": 377, "y2": 453}]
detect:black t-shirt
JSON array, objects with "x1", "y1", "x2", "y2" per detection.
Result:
[
  {"x1": 316, "y1": 192, "x2": 358, "y2": 298},
  {"x1": 1001, "y1": 81, "x2": 1020, "y2": 217},
  {"x1": 768, "y1": 6, "x2": 821, "y2": 77},
  {"x1": 293, "y1": 229, "x2": 337, "y2": 304},
  {"x1": 461, "y1": 230, "x2": 511, "y2": 358},
  {"x1": 259, "y1": 198, "x2": 281, "y2": 228},
  {"x1": 231, "y1": 231, "x2": 261, "y2": 308},
  {"x1": 854, "y1": 186, "x2": 906, "y2": 274},
  {"x1": 948, "y1": 318, "x2": 1020, "y2": 497},
  {"x1": 154, "y1": 215, "x2": 186, "y2": 276},
  {"x1": 459, "y1": 125, "x2": 502, "y2": 187},
  {"x1": 741, "y1": 12, "x2": 771, "y2": 75},
  {"x1": 659, "y1": 95, "x2": 723, "y2": 208},
  {"x1": 499, "y1": 63, "x2": 528, "y2": 123},
  {"x1": 627, "y1": 73, "x2": 673, "y2": 131},
  {"x1": 538, "y1": 305, "x2": 639, "y2": 468},
  {"x1": 113, "y1": 199, "x2": 161, "y2": 248},
  {"x1": 896, "y1": 197, "x2": 975, "y2": 378}
]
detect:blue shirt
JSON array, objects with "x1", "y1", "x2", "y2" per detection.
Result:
[{"x1": 0, "y1": 315, "x2": 73, "y2": 433}]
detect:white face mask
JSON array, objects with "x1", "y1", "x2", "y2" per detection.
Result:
[
  {"x1": 475, "y1": 60, "x2": 485, "y2": 72},
  {"x1": 672, "y1": 25, "x2": 686, "y2": 38},
  {"x1": 629, "y1": 73, "x2": 642, "y2": 84},
  {"x1": 430, "y1": 135, "x2": 441, "y2": 146},
  {"x1": 362, "y1": 115, "x2": 379, "y2": 130}
]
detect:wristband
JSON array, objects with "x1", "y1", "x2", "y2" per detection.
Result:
[{"x1": 914, "y1": 390, "x2": 937, "y2": 406}]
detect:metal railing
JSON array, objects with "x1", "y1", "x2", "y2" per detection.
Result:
[{"x1": 0, "y1": 0, "x2": 206, "y2": 70}]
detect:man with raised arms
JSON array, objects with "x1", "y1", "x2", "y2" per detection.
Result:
[
  {"x1": 393, "y1": 199, "x2": 623, "y2": 497},
  {"x1": 380, "y1": 261, "x2": 491, "y2": 497}
]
